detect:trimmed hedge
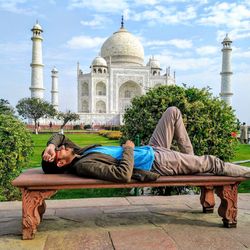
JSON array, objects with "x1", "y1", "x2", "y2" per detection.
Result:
[
  {"x1": 121, "y1": 85, "x2": 238, "y2": 161},
  {"x1": 0, "y1": 114, "x2": 33, "y2": 201},
  {"x1": 99, "y1": 130, "x2": 122, "y2": 140}
]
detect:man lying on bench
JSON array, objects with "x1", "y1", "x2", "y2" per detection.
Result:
[{"x1": 42, "y1": 107, "x2": 250, "y2": 182}]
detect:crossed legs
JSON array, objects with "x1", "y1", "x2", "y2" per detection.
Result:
[
  {"x1": 149, "y1": 107, "x2": 250, "y2": 177},
  {"x1": 149, "y1": 106, "x2": 194, "y2": 155}
]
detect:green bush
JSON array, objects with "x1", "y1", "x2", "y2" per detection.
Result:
[
  {"x1": 73, "y1": 124, "x2": 82, "y2": 130},
  {"x1": 106, "y1": 131, "x2": 122, "y2": 140},
  {"x1": 121, "y1": 85, "x2": 238, "y2": 161},
  {"x1": 84, "y1": 124, "x2": 92, "y2": 130},
  {"x1": 103, "y1": 125, "x2": 121, "y2": 131},
  {"x1": 99, "y1": 130, "x2": 108, "y2": 136},
  {"x1": 99, "y1": 130, "x2": 122, "y2": 140},
  {"x1": 0, "y1": 114, "x2": 33, "y2": 201}
]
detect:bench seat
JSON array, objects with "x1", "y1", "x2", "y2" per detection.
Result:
[{"x1": 12, "y1": 168, "x2": 248, "y2": 240}]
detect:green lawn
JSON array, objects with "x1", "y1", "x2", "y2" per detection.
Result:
[
  {"x1": 231, "y1": 144, "x2": 250, "y2": 162},
  {"x1": 27, "y1": 133, "x2": 250, "y2": 198},
  {"x1": 231, "y1": 144, "x2": 250, "y2": 193}
]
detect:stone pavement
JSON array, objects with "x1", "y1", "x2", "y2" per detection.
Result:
[{"x1": 0, "y1": 194, "x2": 250, "y2": 250}]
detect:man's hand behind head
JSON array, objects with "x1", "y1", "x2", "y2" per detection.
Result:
[{"x1": 43, "y1": 144, "x2": 56, "y2": 162}]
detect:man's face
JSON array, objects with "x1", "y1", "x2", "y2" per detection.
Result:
[{"x1": 55, "y1": 145, "x2": 74, "y2": 167}]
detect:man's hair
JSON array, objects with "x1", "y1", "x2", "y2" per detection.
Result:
[
  {"x1": 41, "y1": 150, "x2": 66, "y2": 174},
  {"x1": 41, "y1": 159, "x2": 66, "y2": 174}
]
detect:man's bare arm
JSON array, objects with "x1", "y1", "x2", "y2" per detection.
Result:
[{"x1": 43, "y1": 144, "x2": 56, "y2": 162}]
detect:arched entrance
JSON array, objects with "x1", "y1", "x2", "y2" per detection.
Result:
[{"x1": 119, "y1": 81, "x2": 141, "y2": 113}]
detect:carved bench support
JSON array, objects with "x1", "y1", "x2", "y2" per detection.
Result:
[
  {"x1": 200, "y1": 186, "x2": 215, "y2": 213},
  {"x1": 12, "y1": 169, "x2": 246, "y2": 239},
  {"x1": 21, "y1": 188, "x2": 57, "y2": 240},
  {"x1": 215, "y1": 184, "x2": 239, "y2": 228}
]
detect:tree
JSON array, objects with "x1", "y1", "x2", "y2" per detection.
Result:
[
  {"x1": 16, "y1": 98, "x2": 57, "y2": 134},
  {"x1": 122, "y1": 85, "x2": 238, "y2": 160},
  {"x1": 121, "y1": 85, "x2": 239, "y2": 195},
  {"x1": 0, "y1": 99, "x2": 15, "y2": 116},
  {"x1": 57, "y1": 110, "x2": 80, "y2": 134},
  {"x1": 0, "y1": 114, "x2": 33, "y2": 201}
]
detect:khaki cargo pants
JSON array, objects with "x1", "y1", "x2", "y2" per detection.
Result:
[{"x1": 149, "y1": 107, "x2": 250, "y2": 177}]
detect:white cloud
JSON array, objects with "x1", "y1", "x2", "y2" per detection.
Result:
[
  {"x1": 155, "y1": 51, "x2": 218, "y2": 71},
  {"x1": 198, "y1": 2, "x2": 250, "y2": 44},
  {"x1": 66, "y1": 35, "x2": 106, "y2": 49},
  {"x1": 199, "y1": 2, "x2": 250, "y2": 29},
  {"x1": 68, "y1": 0, "x2": 128, "y2": 13},
  {"x1": 196, "y1": 46, "x2": 218, "y2": 55},
  {"x1": 134, "y1": 0, "x2": 159, "y2": 5},
  {"x1": 166, "y1": 39, "x2": 193, "y2": 49},
  {"x1": 0, "y1": 0, "x2": 37, "y2": 15},
  {"x1": 217, "y1": 28, "x2": 250, "y2": 42},
  {"x1": 234, "y1": 49, "x2": 250, "y2": 59},
  {"x1": 171, "y1": 57, "x2": 217, "y2": 71},
  {"x1": 144, "y1": 39, "x2": 193, "y2": 49},
  {"x1": 135, "y1": 0, "x2": 207, "y2": 5},
  {"x1": 127, "y1": 5, "x2": 197, "y2": 25},
  {"x1": 228, "y1": 29, "x2": 250, "y2": 41},
  {"x1": 157, "y1": 5, "x2": 197, "y2": 23},
  {"x1": 80, "y1": 15, "x2": 112, "y2": 28}
]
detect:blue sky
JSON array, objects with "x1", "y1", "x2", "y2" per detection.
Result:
[{"x1": 0, "y1": 0, "x2": 250, "y2": 123}]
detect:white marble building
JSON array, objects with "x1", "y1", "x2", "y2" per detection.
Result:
[
  {"x1": 77, "y1": 22, "x2": 175, "y2": 125},
  {"x1": 28, "y1": 21, "x2": 234, "y2": 127}
]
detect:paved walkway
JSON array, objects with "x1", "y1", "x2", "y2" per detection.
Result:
[{"x1": 0, "y1": 194, "x2": 250, "y2": 250}]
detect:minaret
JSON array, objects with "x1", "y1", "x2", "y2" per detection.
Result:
[
  {"x1": 51, "y1": 66, "x2": 59, "y2": 111},
  {"x1": 77, "y1": 61, "x2": 80, "y2": 76},
  {"x1": 29, "y1": 21, "x2": 44, "y2": 99},
  {"x1": 220, "y1": 34, "x2": 233, "y2": 105}
]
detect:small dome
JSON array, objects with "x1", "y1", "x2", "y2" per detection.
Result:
[
  {"x1": 101, "y1": 27, "x2": 144, "y2": 66},
  {"x1": 51, "y1": 66, "x2": 58, "y2": 73},
  {"x1": 147, "y1": 57, "x2": 161, "y2": 69},
  {"x1": 92, "y1": 56, "x2": 107, "y2": 67},
  {"x1": 32, "y1": 22, "x2": 43, "y2": 31},
  {"x1": 222, "y1": 34, "x2": 232, "y2": 43}
]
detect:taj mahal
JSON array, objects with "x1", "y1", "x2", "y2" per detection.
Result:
[{"x1": 29, "y1": 19, "x2": 233, "y2": 125}]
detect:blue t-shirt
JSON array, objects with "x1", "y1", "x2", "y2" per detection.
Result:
[{"x1": 84, "y1": 146, "x2": 154, "y2": 171}]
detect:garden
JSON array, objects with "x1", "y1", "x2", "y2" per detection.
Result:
[
  {"x1": 29, "y1": 133, "x2": 250, "y2": 199},
  {"x1": 1, "y1": 85, "x2": 250, "y2": 201}
]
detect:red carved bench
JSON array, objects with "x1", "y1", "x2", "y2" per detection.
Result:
[{"x1": 12, "y1": 168, "x2": 248, "y2": 240}]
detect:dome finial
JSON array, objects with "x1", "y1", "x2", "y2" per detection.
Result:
[{"x1": 121, "y1": 15, "x2": 124, "y2": 29}]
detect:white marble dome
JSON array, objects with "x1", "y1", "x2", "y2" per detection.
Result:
[
  {"x1": 92, "y1": 56, "x2": 107, "y2": 67},
  {"x1": 101, "y1": 27, "x2": 144, "y2": 66},
  {"x1": 51, "y1": 66, "x2": 58, "y2": 73},
  {"x1": 222, "y1": 34, "x2": 232, "y2": 43},
  {"x1": 32, "y1": 23, "x2": 43, "y2": 31}
]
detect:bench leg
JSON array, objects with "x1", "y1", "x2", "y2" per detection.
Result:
[
  {"x1": 38, "y1": 200, "x2": 47, "y2": 220},
  {"x1": 21, "y1": 188, "x2": 56, "y2": 240},
  {"x1": 200, "y1": 186, "x2": 215, "y2": 213},
  {"x1": 215, "y1": 184, "x2": 238, "y2": 228}
]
